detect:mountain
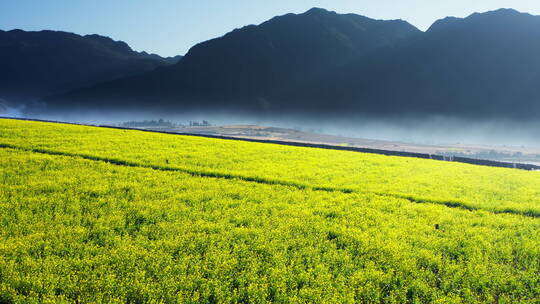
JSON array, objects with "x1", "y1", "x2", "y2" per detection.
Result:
[
  {"x1": 42, "y1": 8, "x2": 540, "y2": 121},
  {"x1": 0, "y1": 29, "x2": 180, "y2": 105},
  {"x1": 292, "y1": 8, "x2": 540, "y2": 119},
  {"x1": 46, "y1": 8, "x2": 421, "y2": 112}
]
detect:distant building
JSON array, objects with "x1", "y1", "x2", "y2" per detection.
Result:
[{"x1": 189, "y1": 120, "x2": 211, "y2": 127}]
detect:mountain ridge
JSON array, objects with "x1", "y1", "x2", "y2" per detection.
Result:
[
  {"x1": 288, "y1": 7, "x2": 540, "y2": 119},
  {"x1": 7, "y1": 7, "x2": 540, "y2": 121},
  {"x1": 0, "y1": 29, "x2": 181, "y2": 106},
  {"x1": 45, "y1": 7, "x2": 421, "y2": 112}
]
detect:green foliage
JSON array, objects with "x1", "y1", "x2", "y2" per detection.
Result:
[{"x1": 0, "y1": 119, "x2": 539, "y2": 303}]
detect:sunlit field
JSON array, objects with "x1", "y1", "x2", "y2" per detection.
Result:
[{"x1": 1, "y1": 119, "x2": 539, "y2": 303}]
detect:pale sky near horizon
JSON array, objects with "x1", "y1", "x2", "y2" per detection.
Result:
[{"x1": 1, "y1": 0, "x2": 539, "y2": 57}]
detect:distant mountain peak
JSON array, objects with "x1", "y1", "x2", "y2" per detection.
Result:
[
  {"x1": 475, "y1": 8, "x2": 522, "y2": 16},
  {"x1": 467, "y1": 8, "x2": 535, "y2": 21},
  {"x1": 304, "y1": 7, "x2": 333, "y2": 15},
  {"x1": 428, "y1": 8, "x2": 537, "y2": 33}
]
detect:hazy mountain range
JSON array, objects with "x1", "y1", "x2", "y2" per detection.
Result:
[
  {"x1": 0, "y1": 29, "x2": 180, "y2": 106},
  {"x1": 2, "y1": 8, "x2": 540, "y2": 121}
]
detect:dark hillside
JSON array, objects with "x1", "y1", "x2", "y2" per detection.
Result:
[
  {"x1": 47, "y1": 8, "x2": 420, "y2": 112},
  {"x1": 294, "y1": 9, "x2": 540, "y2": 119},
  {"x1": 0, "y1": 29, "x2": 179, "y2": 103}
]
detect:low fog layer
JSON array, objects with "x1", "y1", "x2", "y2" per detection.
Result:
[{"x1": 3, "y1": 105, "x2": 539, "y2": 149}]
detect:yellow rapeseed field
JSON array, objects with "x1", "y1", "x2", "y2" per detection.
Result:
[{"x1": 0, "y1": 119, "x2": 539, "y2": 303}]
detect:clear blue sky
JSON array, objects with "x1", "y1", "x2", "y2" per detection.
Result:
[{"x1": 1, "y1": 0, "x2": 539, "y2": 57}]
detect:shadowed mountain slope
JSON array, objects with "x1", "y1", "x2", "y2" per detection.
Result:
[
  {"x1": 47, "y1": 8, "x2": 420, "y2": 112},
  {"x1": 44, "y1": 8, "x2": 540, "y2": 120},
  {"x1": 293, "y1": 9, "x2": 540, "y2": 119},
  {"x1": 0, "y1": 29, "x2": 180, "y2": 104}
]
